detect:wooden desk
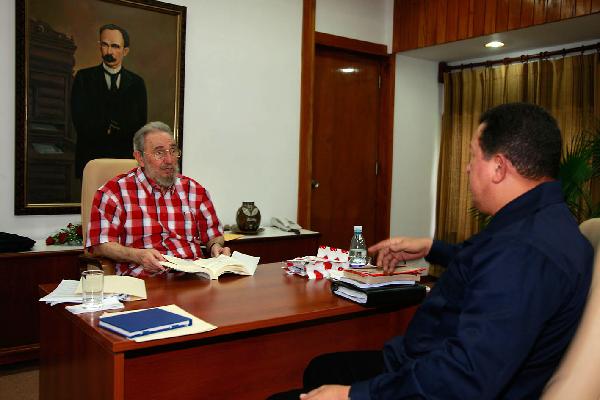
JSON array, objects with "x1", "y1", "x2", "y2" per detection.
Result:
[
  {"x1": 226, "y1": 227, "x2": 320, "y2": 263},
  {"x1": 2, "y1": 230, "x2": 318, "y2": 365},
  {"x1": 40, "y1": 263, "x2": 418, "y2": 400}
]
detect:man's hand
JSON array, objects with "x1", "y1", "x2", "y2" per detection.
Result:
[
  {"x1": 133, "y1": 248, "x2": 166, "y2": 273},
  {"x1": 299, "y1": 385, "x2": 350, "y2": 400},
  {"x1": 210, "y1": 243, "x2": 231, "y2": 257},
  {"x1": 369, "y1": 236, "x2": 433, "y2": 274}
]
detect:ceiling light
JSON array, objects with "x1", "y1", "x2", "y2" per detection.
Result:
[
  {"x1": 485, "y1": 41, "x2": 505, "y2": 48},
  {"x1": 339, "y1": 67, "x2": 358, "y2": 73}
]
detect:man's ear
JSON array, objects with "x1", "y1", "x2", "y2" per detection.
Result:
[
  {"x1": 123, "y1": 47, "x2": 130, "y2": 57},
  {"x1": 133, "y1": 150, "x2": 144, "y2": 167},
  {"x1": 492, "y1": 154, "x2": 508, "y2": 183}
]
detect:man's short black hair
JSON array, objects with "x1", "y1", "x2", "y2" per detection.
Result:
[
  {"x1": 479, "y1": 102, "x2": 562, "y2": 179},
  {"x1": 99, "y1": 24, "x2": 130, "y2": 48}
]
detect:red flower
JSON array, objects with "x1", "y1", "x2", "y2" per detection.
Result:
[
  {"x1": 58, "y1": 232, "x2": 68, "y2": 244},
  {"x1": 46, "y1": 223, "x2": 83, "y2": 246}
]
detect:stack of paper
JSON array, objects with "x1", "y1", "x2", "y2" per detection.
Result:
[
  {"x1": 39, "y1": 280, "x2": 82, "y2": 305},
  {"x1": 75, "y1": 275, "x2": 147, "y2": 301},
  {"x1": 40, "y1": 275, "x2": 148, "y2": 305}
]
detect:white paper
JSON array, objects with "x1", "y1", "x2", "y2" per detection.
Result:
[
  {"x1": 333, "y1": 286, "x2": 367, "y2": 304},
  {"x1": 231, "y1": 251, "x2": 259, "y2": 275},
  {"x1": 334, "y1": 277, "x2": 416, "y2": 289},
  {"x1": 75, "y1": 275, "x2": 147, "y2": 300},
  {"x1": 65, "y1": 295, "x2": 125, "y2": 314},
  {"x1": 39, "y1": 279, "x2": 82, "y2": 305}
]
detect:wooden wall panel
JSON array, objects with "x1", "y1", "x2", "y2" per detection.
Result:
[
  {"x1": 546, "y1": 0, "x2": 562, "y2": 21},
  {"x1": 508, "y1": 0, "x2": 523, "y2": 30},
  {"x1": 393, "y1": 0, "x2": 600, "y2": 52},
  {"x1": 436, "y1": 0, "x2": 449, "y2": 43},
  {"x1": 576, "y1": 0, "x2": 592, "y2": 15},
  {"x1": 533, "y1": 0, "x2": 547, "y2": 24},
  {"x1": 407, "y1": 0, "x2": 421, "y2": 49},
  {"x1": 484, "y1": 0, "x2": 498, "y2": 34},
  {"x1": 445, "y1": 0, "x2": 460, "y2": 42},
  {"x1": 457, "y1": 0, "x2": 472, "y2": 40},
  {"x1": 425, "y1": 0, "x2": 439, "y2": 47},
  {"x1": 471, "y1": 0, "x2": 486, "y2": 37},
  {"x1": 495, "y1": 0, "x2": 510, "y2": 32},
  {"x1": 520, "y1": 0, "x2": 535, "y2": 26},
  {"x1": 417, "y1": 0, "x2": 428, "y2": 47},
  {"x1": 561, "y1": 0, "x2": 577, "y2": 17}
]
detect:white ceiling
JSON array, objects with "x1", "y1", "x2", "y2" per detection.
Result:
[{"x1": 398, "y1": 13, "x2": 600, "y2": 64}]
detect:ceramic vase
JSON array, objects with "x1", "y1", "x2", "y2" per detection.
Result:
[{"x1": 236, "y1": 202, "x2": 261, "y2": 232}]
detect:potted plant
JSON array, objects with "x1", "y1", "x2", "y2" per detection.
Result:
[{"x1": 558, "y1": 125, "x2": 600, "y2": 223}]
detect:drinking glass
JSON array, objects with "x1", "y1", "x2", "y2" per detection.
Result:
[{"x1": 81, "y1": 269, "x2": 104, "y2": 310}]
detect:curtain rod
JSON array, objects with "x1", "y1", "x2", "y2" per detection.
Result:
[{"x1": 437, "y1": 42, "x2": 600, "y2": 83}]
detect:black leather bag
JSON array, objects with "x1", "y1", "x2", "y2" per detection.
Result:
[{"x1": 0, "y1": 232, "x2": 35, "y2": 253}]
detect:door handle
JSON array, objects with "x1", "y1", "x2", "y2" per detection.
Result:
[{"x1": 311, "y1": 179, "x2": 320, "y2": 189}]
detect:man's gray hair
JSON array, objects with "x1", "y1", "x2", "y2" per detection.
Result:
[{"x1": 132, "y1": 121, "x2": 174, "y2": 152}]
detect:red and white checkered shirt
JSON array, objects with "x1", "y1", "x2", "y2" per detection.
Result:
[{"x1": 86, "y1": 167, "x2": 224, "y2": 277}]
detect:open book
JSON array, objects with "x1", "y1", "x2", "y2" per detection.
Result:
[{"x1": 159, "y1": 251, "x2": 260, "y2": 280}]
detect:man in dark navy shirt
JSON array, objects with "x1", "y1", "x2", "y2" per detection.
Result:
[{"x1": 274, "y1": 103, "x2": 593, "y2": 400}]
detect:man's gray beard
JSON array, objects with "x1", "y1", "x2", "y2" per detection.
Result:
[
  {"x1": 155, "y1": 175, "x2": 176, "y2": 188},
  {"x1": 153, "y1": 164, "x2": 180, "y2": 188}
]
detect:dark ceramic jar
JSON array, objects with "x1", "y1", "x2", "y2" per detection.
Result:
[{"x1": 236, "y1": 202, "x2": 261, "y2": 231}]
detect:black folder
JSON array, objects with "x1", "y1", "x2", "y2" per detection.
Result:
[{"x1": 331, "y1": 279, "x2": 427, "y2": 308}]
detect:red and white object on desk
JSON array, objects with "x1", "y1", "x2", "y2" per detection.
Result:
[
  {"x1": 284, "y1": 245, "x2": 349, "y2": 279},
  {"x1": 284, "y1": 246, "x2": 430, "y2": 280}
]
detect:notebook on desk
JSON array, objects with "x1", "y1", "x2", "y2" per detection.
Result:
[{"x1": 99, "y1": 307, "x2": 192, "y2": 339}]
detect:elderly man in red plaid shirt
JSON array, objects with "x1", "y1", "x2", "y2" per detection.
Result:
[{"x1": 86, "y1": 121, "x2": 230, "y2": 277}]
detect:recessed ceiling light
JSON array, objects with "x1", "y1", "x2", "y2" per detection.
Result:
[
  {"x1": 339, "y1": 67, "x2": 358, "y2": 73},
  {"x1": 485, "y1": 41, "x2": 505, "y2": 48}
]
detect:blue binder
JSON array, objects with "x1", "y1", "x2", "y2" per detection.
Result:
[{"x1": 99, "y1": 307, "x2": 192, "y2": 338}]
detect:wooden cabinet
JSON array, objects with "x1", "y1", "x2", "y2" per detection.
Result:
[
  {"x1": 0, "y1": 248, "x2": 81, "y2": 365},
  {"x1": 227, "y1": 228, "x2": 320, "y2": 263},
  {"x1": 0, "y1": 229, "x2": 319, "y2": 365}
]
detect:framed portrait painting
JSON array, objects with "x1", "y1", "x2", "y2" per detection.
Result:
[{"x1": 15, "y1": 0, "x2": 186, "y2": 214}]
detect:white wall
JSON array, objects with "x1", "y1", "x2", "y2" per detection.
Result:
[
  {"x1": 1, "y1": 0, "x2": 440, "y2": 243},
  {"x1": 316, "y1": 0, "x2": 394, "y2": 52},
  {"x1": 181, "y1": 0, "x2": 302, "y2": 230},
  {"x1": 391, "y1": 56, "x2": 442, "y2": 237},
  {"x1": 0, "y1": 0, "x2": 303, "y2": 240}
]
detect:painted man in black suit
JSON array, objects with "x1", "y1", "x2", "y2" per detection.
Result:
[{"x1": 71, "y1": 24, "x2": 147, "y2": 178}]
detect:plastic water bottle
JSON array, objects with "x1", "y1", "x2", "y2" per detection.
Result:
[{"x1": 349, "y1": 225, "x2": 367, "y2": 268}]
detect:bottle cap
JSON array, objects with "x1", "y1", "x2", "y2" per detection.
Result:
[{"x1": 353, "y1": 225, "x2": 362, "y2": 232}]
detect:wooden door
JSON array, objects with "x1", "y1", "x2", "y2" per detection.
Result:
[{"x1": 310, "y1": 46, "x2": 381, "y2": 249}]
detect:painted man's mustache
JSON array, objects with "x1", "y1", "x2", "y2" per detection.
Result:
[{"x1": 103, "y1": 54, "x2": 116, "y2": 62}]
